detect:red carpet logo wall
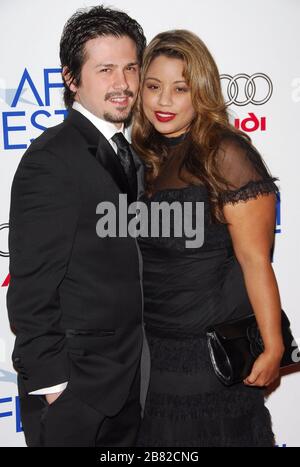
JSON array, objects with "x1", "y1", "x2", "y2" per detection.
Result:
[{"x1": 0, "y1": 69, "x2": 279, "y2": 290}]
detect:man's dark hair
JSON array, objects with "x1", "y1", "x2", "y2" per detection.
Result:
[{"x1": 60, "y1": 5, "x2": 146, "y2": 109}]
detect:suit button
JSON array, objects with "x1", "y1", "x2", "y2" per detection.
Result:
[
  {"x1": 22, "y1": 375, "x2": 28, "y2": 380},
  {"x1": 14, "y1": 357, "x2": 21, "y2": 363}
]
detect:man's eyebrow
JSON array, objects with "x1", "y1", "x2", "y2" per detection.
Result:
[
  {"x1": 95, "y1": 63, "x2": 116, "y2": 68},
  {"x1": 95, "y1": 62, "x2": 139, "y2": 68}
]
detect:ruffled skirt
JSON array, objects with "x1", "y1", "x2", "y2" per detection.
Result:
[{"x1": 137, "y1": 327, "x2": 275, "y2": 447}]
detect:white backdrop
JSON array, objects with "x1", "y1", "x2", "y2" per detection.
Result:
[{"x1": 0, "y1": 0, "x2": 299, "y2": 447}]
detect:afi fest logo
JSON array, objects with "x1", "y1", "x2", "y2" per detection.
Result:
[
  {"x1": 0, "y1": 393, "x2": 22, "y2": 434},
  {"x1": 220, "y1": 73, "x2": 273, "y2": 133},
  {"x1": 0, "y1": 68, "x2": 66, "y2": 151}
]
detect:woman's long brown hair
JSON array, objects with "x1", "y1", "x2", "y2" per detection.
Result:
[{"x1": 131, "y1": 30, "x2": 251, "y2": 222}]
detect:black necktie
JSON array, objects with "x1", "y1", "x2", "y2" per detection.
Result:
[{"x1": 112, "y1": 132, "x2": 137, "y2": 201}]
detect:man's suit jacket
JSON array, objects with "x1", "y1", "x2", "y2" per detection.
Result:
[{"x1": 7, "y1": 109, "x2": 145, "y2": 417}]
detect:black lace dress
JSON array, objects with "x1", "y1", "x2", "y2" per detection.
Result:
[{"x1": 136, "y1": 133, "x2": 279, "y2": 447}]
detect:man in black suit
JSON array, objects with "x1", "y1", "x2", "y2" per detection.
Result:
[{"x1": 7, "y1": 6, "x2": 147, "y2": 447}]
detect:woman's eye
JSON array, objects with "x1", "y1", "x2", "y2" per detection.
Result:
[
  {"x1": 147, "y1": 85, "x2": 159, "y2": 90},
  {"x1": 99, "y1": 68, "x2": 111, "y2": 73},
  {"x1": 176, "y1": 87, "x2": 188, "y2": 93}
]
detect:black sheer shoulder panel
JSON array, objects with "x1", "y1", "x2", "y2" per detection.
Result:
[{"x1": 216, "y1": 135, "x2": 279, "y2": 205}]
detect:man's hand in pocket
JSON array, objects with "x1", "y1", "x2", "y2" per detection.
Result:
[{"x1": 45, "y1": 391, "x2": 64, "y2": 405}]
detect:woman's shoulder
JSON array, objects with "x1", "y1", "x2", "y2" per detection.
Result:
[
  {"x1": 216, "y1": 130, "x2": 255, "y2": 160},
  {"x1": 214, "y1": 130, "x2": 279, "y2": 204}
]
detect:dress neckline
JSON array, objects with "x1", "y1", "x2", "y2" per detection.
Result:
[
  {"x1": 159, "y1": 132, "x2": 189, "y2": 147},
  {"x1": 142, "y1": 184, "x2": 206, "y2": 200}
]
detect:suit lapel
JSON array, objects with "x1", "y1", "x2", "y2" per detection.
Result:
[{"x1": 67, "y1": 109, "x2": 132, "y2": 198}]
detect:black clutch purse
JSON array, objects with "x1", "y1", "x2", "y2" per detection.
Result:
[{"x1": 206, "y1": 309, "x2": 299, "y2": 386}]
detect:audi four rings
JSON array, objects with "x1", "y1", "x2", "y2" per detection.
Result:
[
  {"x1": 0, "y1": 223, "x2": 9, "y2": 258},
  {"x1": 220, "y1": 73, "x2": 273, "y2": 106}
]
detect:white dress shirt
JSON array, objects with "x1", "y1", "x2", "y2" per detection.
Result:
[
  {"x1": 29, "y1": 101, "x2": 131, "y2": 396},
  {"x1": 73, "y1": 101, "x2": 131, "y2": 148}
]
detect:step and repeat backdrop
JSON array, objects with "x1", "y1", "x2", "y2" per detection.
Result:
[{"x1": 0, "y1": 0, "x2": 299, "y2": 447}]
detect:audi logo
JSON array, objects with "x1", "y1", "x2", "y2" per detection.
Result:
[
  {"x1": 0, "y1": 223, "x2": 9, "y2": 258},
  {"x1": 220, "y1": 73, "x2": 273, "y2": 106}
]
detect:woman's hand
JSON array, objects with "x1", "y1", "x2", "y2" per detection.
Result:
[{"x1": 244, "y1": 347, "x2": 284, "y2": 387}]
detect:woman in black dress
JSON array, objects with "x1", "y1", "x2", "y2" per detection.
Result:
[{"x1": 132, "y1": 30, "x2": 283, "y2": 447}]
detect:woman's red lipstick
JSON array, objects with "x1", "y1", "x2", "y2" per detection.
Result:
[{"x1": 155, "y1": 111, "x2": 176, "y2": 122}]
